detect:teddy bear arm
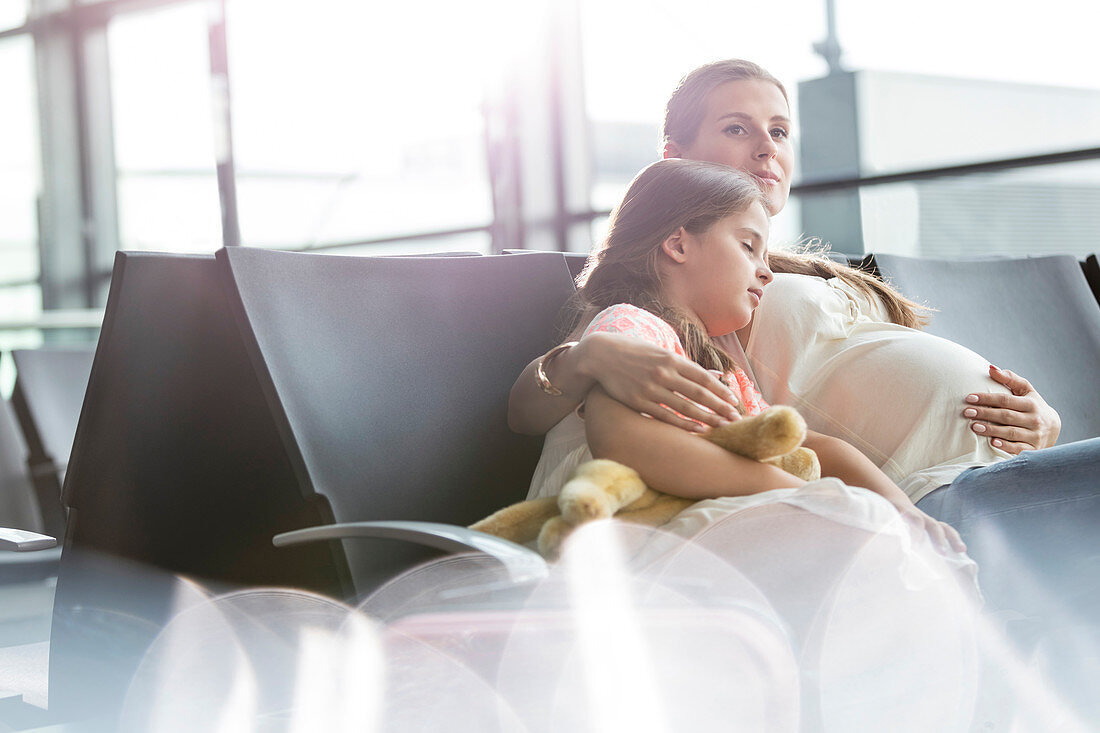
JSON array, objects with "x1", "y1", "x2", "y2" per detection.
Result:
[
  {"x1": 536, "y1": 515, "x2": 573, "y2": 560},
  {"x1": 616, "y1": 492, "x2": 695, "y2": 527},
  {"x1": 469, "y1": 495, "x2": 561, "y2": 545},
  {"x1": 705, "y1": 405, "x2": 806, "y2": 461}
]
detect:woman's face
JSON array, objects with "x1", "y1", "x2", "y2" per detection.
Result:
[{"x1": 666, "y1": 79, "x2": 794, "y2": 215}]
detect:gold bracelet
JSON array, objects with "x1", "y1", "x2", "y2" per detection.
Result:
[{"x1": 535, "y1": 341, "x2": 579, "y2": 396}]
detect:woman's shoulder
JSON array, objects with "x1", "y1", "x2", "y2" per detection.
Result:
[
  {"x1": 583, "y1": 303, "x2": 684, "y2": 353},
  {"x1": 768, "y1": 272, "x2": 836, "y2": 298},
  {"x1": 762, "y1": 272, "x2": 890, "y2": 323}
]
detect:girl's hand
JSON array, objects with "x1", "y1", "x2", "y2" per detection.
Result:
[
  {"x1": 580, "y1": 332, "x2": 740, "y2": 432},
  {"x1": 885, "y1": 493, "x2": 967, "y2": 555},
  {"x1": 963, "y1": 366, "x2": 1061, "y2": 454},
  {"x1": 872, "y1": 480, "x2": 966, "y2": 554}
]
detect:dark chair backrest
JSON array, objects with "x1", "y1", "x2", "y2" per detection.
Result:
[
  {"x1": 217, "y1": 247, "x2": 576, "y2": 592},
  {"x1": 51, "y1": 252, "x2": 341, "y2": 722},
  {"x1": 0, "y1": 396, "x2": 62, "y2": 586},
  {"x1": 504, "y1": 249, "x2": 587, "y2": 281},
  {"x1": 563, "y1": 252, "x2": 587, "y2": 280},
  {"x1": 1083, "y1": 254, "x2": 1100, "y2": 308},
  {"x1": 10, "y1": 347, "x2": 95, "y2": 536},
  {"x1": 0, "y1": 394, "x2": 40, "y2": 534},
  {"x1": 872, "y1": 253, "x2": 1100, "y2": 443}
]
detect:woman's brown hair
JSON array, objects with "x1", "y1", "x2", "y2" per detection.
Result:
[
  {"x1": 572, "y1": 158, "x2": 769, "y2": 373},
  {"x1": 663, "y1": 59, "x2": 927, "y2": 328}
]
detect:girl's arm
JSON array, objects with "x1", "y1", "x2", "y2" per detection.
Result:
[
  {"x1": 508, "y1": 332, "x2": 739, "y2": 436},
  {"x1": 801, "y1": 431, "x2": 903, "y2": 499},
  {"x1": 584, "y1": 385, "x2": 805, "y2": 498},
  {"x1": 802, "y1": 431, "x2": 966, "y2": 552}
]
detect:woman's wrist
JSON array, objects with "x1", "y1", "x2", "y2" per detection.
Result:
[
  {"x1": 536, "y1": 341, "x2": 580, "y2": 396},
  {"x1": 541, "y1": 336, "x2": 598, "y2": 401}
]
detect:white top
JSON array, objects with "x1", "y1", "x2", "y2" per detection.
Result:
[{"x1": 745, "y1": 273, "x2": 1011, "y2": 503}]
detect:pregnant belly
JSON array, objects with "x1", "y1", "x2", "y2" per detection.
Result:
[{"x1": 775, "y1": 328, "x2": 1010, "y2": 481}]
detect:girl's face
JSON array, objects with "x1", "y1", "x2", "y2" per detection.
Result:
[
  {"x1": 666, "y1": 79, "x2": 794, "y2": 215},
  {"x1": 667, "y1": 201, "x2": 773, "y2": 337}
]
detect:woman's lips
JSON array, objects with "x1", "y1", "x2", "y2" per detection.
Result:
[{"x1": 753, "y1": 172, "x2": 781, "y2": 187}]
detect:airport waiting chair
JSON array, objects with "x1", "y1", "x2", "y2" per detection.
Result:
[
  {"x1": 504, "y1": 248, "x2": 588, "y2": 281},
  {"x1": 562, "y1": 252, "x2": 586, "y2": 280},
  {"x1": 0, "y1": 397, "x2": 39, "y2": 536},
  {"x1": 215, "y1": 247, "x2": 575, "y2": 594},
  {"x1": 871, "y1": 253, "x2": 1100, "y2": 443},
  {"x1": 0, "y1": 396, "x2": 60, "y2": 585},
  {"x1": 2, "y1": 249, "x2": 573, "y2": 728},
  {"x1": 22, "y1": 252, "x2": 345, "y2": 727},
  {"x1": 1083, "y1": 254, "x2": 1100, "y2": 308},
  {"x1": 10, "y1": 347, "x2": 95, "y2": 538}
]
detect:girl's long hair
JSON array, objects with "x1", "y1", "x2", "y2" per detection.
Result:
[
  {"x1": 663, "y1": 58, "x2": 928, "y2": 328},
  {"x1": 571, "y1": 159, "x2": 767, "y2": 373}
]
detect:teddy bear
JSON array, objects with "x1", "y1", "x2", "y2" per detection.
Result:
[{"x1": 470, "y1": 405, "x2": 820, "y2": 559}]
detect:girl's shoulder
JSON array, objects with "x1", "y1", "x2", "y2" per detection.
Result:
[
  {"x1": 583, "y1": 303, "x2": 685, "y2": 354},
  {"x1": 728, "y1": 366, "x2": 768, "y2": 416}
]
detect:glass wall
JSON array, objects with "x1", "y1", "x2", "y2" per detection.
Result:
[
  {"x1": 224, "y1": 0, "x2": 497, "y2": 252},
  {"x1": 579, "y1": 0, "x2": 825, "y2": 248},
  {"x1": 852, "y1": 160, "x2": 1100, "y2": 257},
  {"x1": 5, "y1": 0, "x2": 1100, "y2": 335},
  {"x1": 0, "y1": 1, "x2": 27, "y2": 30},
  {"x1": 0, "y1": 34, "x2": 44, "y2": 394},
  {"x1": 109, "y1": 2, "x2": 222, "y2": 252},
  {"x1": 580, "y1": 0, "x2": 1100, "y2": 257}
]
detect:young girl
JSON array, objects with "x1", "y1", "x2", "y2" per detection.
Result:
[{"x1": 527, "y1": 157, "x2": 963, "y2": 552}]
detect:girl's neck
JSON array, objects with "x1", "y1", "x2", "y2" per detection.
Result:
[{"x1": 735, "y1": 313, "x2": 755, "y2": 351}]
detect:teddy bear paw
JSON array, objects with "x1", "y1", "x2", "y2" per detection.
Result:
[
  {"x1": 537, "y1": 515, "x2": 573, "y2": 560},
  {"x1": 766, "y1": 446, "x2": 821, "y2": 482},
  {"x1": 559, "y1": 479, "x2": 615, "y2": 524}
]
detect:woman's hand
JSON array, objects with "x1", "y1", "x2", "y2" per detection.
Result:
[
  {"x1": 963, "y1": 366, "x2": 1061, "y2": 454},
  {"x1": 507, "y1": 331, "x2": 740, "y2": 436},
  {"x1": 578, "y1": 332, "x2": 740, "y2": 432}
]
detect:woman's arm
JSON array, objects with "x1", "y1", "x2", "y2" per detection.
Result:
[
  {"x1": 584, "y1": 386, "x2": 804, "y2": 498},
  {"x1": 508, "y1": 332, "x2": 740, "y2": 436},
  {"x1": 803, "y1": 431, "x2": 966, "y2": 552},
  {"x1": 964, "y1": 366, "x2": 1061, "y2": 453}
]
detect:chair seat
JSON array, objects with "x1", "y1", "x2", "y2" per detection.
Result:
[{"x1": 0, "y1": 548, "x2": 60, "y2": 585}]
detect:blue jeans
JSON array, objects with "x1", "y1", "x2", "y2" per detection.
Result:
[{"x1": 917, "y1": 437, "x2": 1100, "y2": 622}]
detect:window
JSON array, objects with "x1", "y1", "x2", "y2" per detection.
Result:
[
  {"x1": 580, "y1": 0, "x2": 826, "y2": 245},
  {"x1": 581, "y1": 0, "x2": 1100, "y2": 257},
  {"x1": 109, "y1": 2, "x2": 222, "y2": 252},
  {"x1": 855, "y1": 160, "x2": 1100, "y2": 257},
  {"x1": 224, "y1": 0, "x2": 497, "y2": 252},
  {"x1": 0, "y1": 35, "x2": 45, "y2": 392},
  {"x1": 0, "y1": 1, "x2": 27, "y2": 31}
]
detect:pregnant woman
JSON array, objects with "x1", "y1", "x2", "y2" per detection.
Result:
[{"x1": 509, "y1": 59, "x2": 1100, "y2": 631}]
